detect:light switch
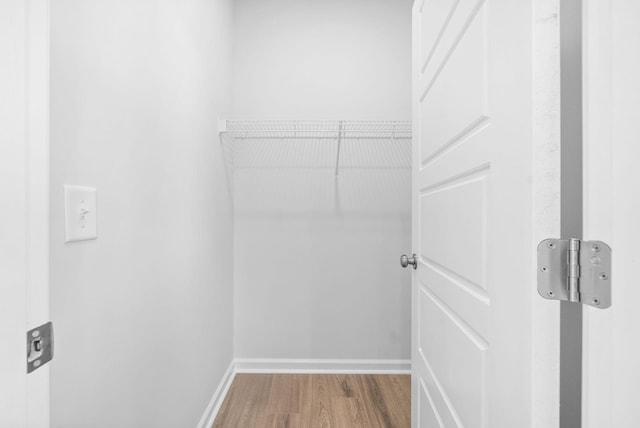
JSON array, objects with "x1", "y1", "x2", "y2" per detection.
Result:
[{"x1": 64, "y1": 185, "x2": 97, "y2": 243}]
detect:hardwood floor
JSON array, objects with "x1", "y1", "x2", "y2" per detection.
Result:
[{"x1": 212, "y1": 374, "x2": 411, "y2": 428}]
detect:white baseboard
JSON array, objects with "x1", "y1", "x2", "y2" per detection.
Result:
[
  {"x1": 196, "y1": 360, "x2": 236, "y2": 428},
  {"x1": 234, "y1": 358, "x2": 411, "y2": 374}
]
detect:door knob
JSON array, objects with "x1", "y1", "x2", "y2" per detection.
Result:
[{"x1": 400, "y1": 254, "x2": 417, "y2": 269}]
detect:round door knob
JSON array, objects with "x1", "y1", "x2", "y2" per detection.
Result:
[{"x1": 400, "y1": 254, "x2": 417, "y2": 269}]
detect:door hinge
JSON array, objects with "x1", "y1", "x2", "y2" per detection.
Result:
[
  {"x1": 27, "y1": 322, "x2": 53, "y2": 373},
  {"x1": 537, "y1": 238, "x2": 612, "y2": 309}
]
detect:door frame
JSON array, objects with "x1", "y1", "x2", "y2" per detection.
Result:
[
  {"x1": 0, "y1": 0, "x2": 51, "y2": 426},
  {"x1": 26, "y1": 1, "x2": 51, "y2": 426},
  {"x1": 581, "y1": 0, "x2": 621, "y2": 426}
]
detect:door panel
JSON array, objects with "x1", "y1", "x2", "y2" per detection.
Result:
[
  {"x1": 419, "y1": 6, "x2": 487, "y2": 166},
  {"x1": 419, "y1": 287, "x2": 486, "y2": 427},
  {"x1": 411, "y1": 0, "x2": 561, "y2": 427},
  {"x1": 419, "y1": 380, "x2": 444, "y2": 427},
  {"x1": 419, "y1": 172, "x2": 487, "y2": 287}
]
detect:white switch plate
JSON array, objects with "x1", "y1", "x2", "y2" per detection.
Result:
[{"x1": 64, "y1": 185, "x2": 97, "y2": 243}]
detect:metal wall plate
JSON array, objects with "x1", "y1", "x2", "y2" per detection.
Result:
[
  {"x1": 27, "y1": 322, "x2": 53, "y2": 373},
  {"x1": 537, "y1": 239, "x2": 611, "y2": 309}
]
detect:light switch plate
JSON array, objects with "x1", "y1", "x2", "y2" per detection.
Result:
[{"x1": 64, "y1": 185, "x2": 97, "y2": 243}]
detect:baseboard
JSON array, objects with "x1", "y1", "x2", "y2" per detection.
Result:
[
  {"x1": 234, "y1": 358, "x2": 411, "y2": 374},
  {"x1": 196, "y1": 360, "x2": 236, "y2": 428}
]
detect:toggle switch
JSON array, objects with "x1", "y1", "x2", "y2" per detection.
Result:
[{"x1": 64, "y1": 185, "x2": 97, "y2": 243}]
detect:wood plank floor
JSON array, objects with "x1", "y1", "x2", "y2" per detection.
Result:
[{"x1": 212, "y1": 374, "x2": 411, "y2": 428}]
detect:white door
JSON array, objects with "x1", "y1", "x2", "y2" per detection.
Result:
[
  {"x1": 582, "y1": 1, "x2": 640, "y2": 427},
  {"x1": 0, "y1": 1, "x2": 50, "y2": 427},
  {"x1": 411, "y1": 0, "x2": 562, "y2": 427}
]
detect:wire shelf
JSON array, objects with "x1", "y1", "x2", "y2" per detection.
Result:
[
  {"x1": 221, "y1": 120, "x2": 412, "y2": 140},
  {"x1": 219, "y1": 120, "x2": 412, "y2": 212}
]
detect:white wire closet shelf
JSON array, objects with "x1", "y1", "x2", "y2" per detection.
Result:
[
  {"x1": 219, "y1": 120, "x2": 412, "y2": 213},
  {"x1": 219, "y1": 119, "x2": 412, "y2": 174},
  {"x1": 220, "y1": 119, "x2": 411, "y2": 141}
]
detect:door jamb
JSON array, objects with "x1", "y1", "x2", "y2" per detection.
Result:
[
  {"x1": 559, "y1": 0, "x2": 584, "y2": 426},
  {"x1": 25, "y1": 0, "x2": 51, "y2": 426},
  {"x1": 581, "y1": 0, "x2": 614, "y2": 426}
]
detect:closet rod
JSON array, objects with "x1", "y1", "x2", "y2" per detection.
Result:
[
  {"x1": 233, "y1": 136, "x2": 412, "y2": 141},
  {"x1": 224, "y1": 129, "x2": 410, "y2": 134}
]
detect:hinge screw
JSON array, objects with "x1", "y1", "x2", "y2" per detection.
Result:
[
  {"x1": 592, "y1": 245, "x2": 601, "y2": 252},
  {"x1": 540, "y1": 266, "x2": 549, "y2": 272},
  {"x1": 547, "y1": 242, "x2": 556, "y2": 249},
  {"x1": 593, "y1": 298, "x2": 600, "y2": 305},
  {"x1": 547, "y1": 291, "x2": 555, "y2": 297},
  {"x1": 599, "y1": 273, "x2": 608, "y2": 280}
]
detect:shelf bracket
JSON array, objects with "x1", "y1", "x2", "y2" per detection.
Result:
[{"x1": 217, "y1": 118, "x2": 227, "y2": 135}]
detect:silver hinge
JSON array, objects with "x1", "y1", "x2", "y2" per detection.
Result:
[
  {"x1": 537, "y1": 238, "x2": 612, "y2": 309},
  {"x1": 27, "y1": 322, "x2": 53, "y2": 373}
]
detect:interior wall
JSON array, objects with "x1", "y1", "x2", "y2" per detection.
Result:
[
  {"x1": 232, "y1": 0, "x2": 412, "y2": 121},
  {"x1": 232, "y1": 0, "x2": 413, "y2": 360},
  {"x1": 49, "y1": 1, "x2": 234, "y2": 427}
]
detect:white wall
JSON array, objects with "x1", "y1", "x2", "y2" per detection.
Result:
[
  {"x1": 232, "y1": 0, "x2": 413, "y2": 360},
  {"x1": 232, "y1": 0, "x2": 412, "y2": 121},
  {"x1": 49, "y1": 1, "x2": 234, "y2": 427}
]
